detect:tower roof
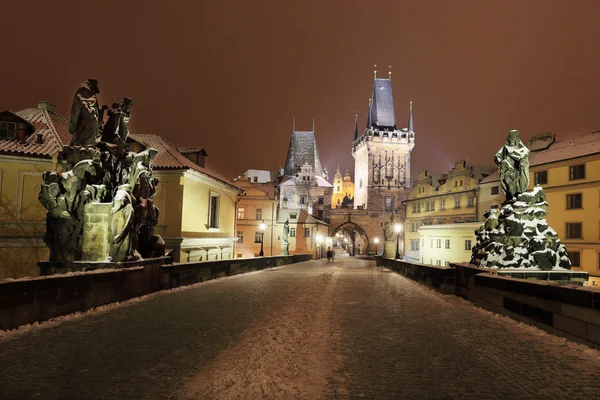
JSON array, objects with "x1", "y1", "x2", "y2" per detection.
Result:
[
  {"x1": 353, "y1": 113, "x2": 359, "y2": 141},
  {"x1": 369, "y1": 78, "x2": 396, "y2": 129},
  {"x1": 283, "y1": 126, "x2": 324, "y2": 177}
]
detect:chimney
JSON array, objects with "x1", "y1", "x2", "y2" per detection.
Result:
[{"x1": 37, "y1": 101, "x2": 56, "y2": 112}]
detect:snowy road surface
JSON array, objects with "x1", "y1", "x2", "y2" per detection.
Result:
[{"x1": 1, "y1": 256, "x2": 600, "y2": 399}]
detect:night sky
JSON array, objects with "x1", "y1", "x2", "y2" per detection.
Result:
[{"x1": 2, "y1": 1, "x2": 600, "y2": 181}]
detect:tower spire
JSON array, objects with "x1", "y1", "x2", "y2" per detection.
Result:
[
  {"x1": 312, "y1": 118, "x2": 315, "y2": 132},
  {"x1": 366, "y1": 98, "x2": 372, "y2": 129},
  {"x1": 293, "y1": 117, "x2": 295, "y2": 132},
  {"x1": 388, "y1": 65, "x2": 392, "y2": 81},
  {"x1": 353, "y1": 112, "x2": 359, "y2": 141},
  {"x1": 374, "y1": 64, "x2": 377, "y2": 80},
  {"x1": 408, "y1": 101, "x2": 414, "y2": 132}
]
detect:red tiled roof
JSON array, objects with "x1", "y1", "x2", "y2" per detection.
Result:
[
  {"x1": 0, "y1": 108, "x2": 70, "y2": 157},
  {"x1": 129, "y1": 134, "x2": 242, "y2": 192},
  {"x1": 177, "y1": 147, "x2": 207, "y2": 155}
]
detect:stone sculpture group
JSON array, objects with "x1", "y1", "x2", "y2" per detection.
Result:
[
  {"x1": 39, "y1": 79, "x2": 165, "y2": 266},
  {"x1": 471, "y1": 130, "x2": 570, "y2": 270}
]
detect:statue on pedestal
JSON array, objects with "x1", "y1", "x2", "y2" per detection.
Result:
[{"x1": 494, "y1": 129, "x2": 530, "y2": 202}]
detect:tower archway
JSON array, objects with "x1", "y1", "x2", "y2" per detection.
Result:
[{"x1": 331, "y1": 221, "x2": 370, "y2": 256}]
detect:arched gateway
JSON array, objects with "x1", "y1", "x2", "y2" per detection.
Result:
[{"x1": 331, "y1": 221, "x2": 370, "y2": 256}]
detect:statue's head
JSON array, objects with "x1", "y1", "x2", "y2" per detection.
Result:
[
  {"x1": 87, "y1": 79, "x2": 100, "y2": 94},
  {"x1": 507, "y1": 129, "x2": 520, "y2": 145}
]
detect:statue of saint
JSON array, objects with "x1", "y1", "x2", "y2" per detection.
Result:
[
  {"x1": 69, "y1": 79, "x2": 101, "y2": 147},
  {"x1": 282, "y1": 218, "x2": 289, "y2": 243},
  {"x1": 494, "y1": 130, "x2": 530, "y2": 201},
  {"x1": 101, "y1": 97, "x2": 134, "y2": 145}
]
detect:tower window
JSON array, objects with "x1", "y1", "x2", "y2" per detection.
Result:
[{"x1": 0, "y1": 121, "x2": 16, "y2": 140}]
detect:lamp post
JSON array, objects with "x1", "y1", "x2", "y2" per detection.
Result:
[
  {"x1": 374, "y1": 237, "x2": 379, "y2": 255},
  {"x1": 259, "y1": 221, "x2": 266, "y2": 257},
  {"x1": 394, "y1": 224, "x2": 402, "y2": 259}
]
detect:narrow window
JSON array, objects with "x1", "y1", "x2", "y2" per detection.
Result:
[
  {"x1": 445, "y1": 239, "x2": 450, "y2": 249},
  {"x1": 491, "y1": 186, "x2": 499, "y2": 195},
  {"x1": 290, "y1": 228, "x2": 296, "y2": 237},
  {"x1": 300, "y1": 196, "x2": 305, "y2": 204},
  {"x1": 318, "y1": 197, "x2": 324, "y2": 205},
  {"x1": 304, "y1": 228, "x2": 310, "y2": 237},
  {"x1": 454, "y1": 197, "x2": 460, "y2": 208},
  {"x1": 209, "y1": 193, "x2": 219, "y2": 228},
  {"x1": 534, "y1": 171, "x2": 548, "y2": 185},
  {"x1": 569, "y1": 251, "x2": 581, "y2": 267},
  {"x1": 254, "y1": 231, "x2": 262, "y2": 243},
  {"x1": 467, "y1": 196, "x2": 474, "y2": 207},
  {"x1": 566, "y1": 223, "x2": 582, "y2": 239},
  {"x1": 566, "y1": 193, "x2": 582, "y2": 209},
  {"x1": 465, "y1": 240, "x2": 472, "y2": 250},
  {"x1": 237, "y1": 231, "x2": 243, "y2": 243},
  {"x1": 0, "y1": 121, "x2": 16, "y2": 139},
  {"x1": 436, "y1": 239, "x2": 441, "y2": 248},
  {"x1": 237, "y1": 207, "x2": 245, "y2": 220},
  {"x1": 256, "y1": 208, "x2": 262, "y2": 220},
  {"x1": 569, "y1": 164, "x2": 585, "y2": 180}
]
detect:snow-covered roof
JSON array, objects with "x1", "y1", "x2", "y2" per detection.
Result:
[
  {"x1": 283, "y1": 130, "x2": 324, "y2": 176},
  {"x1": 370, "y1": 78, "x2": 396, "y2": 129}
]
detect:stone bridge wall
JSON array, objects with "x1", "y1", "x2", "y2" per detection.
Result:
[{"x1": 0, "y1": 254, "x2": 312, "y2": 331}]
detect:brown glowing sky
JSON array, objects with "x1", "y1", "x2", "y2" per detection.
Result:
[{"x1": 2, "y1": 1, "x2": 600, "y2": 181}]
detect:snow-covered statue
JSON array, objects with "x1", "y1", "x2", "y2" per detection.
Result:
[
  {"x1": 471, "y1": 129, "x2": 570, "y2": 271},
  {"x1": 39, "y1": 80, "x2": 165, "y2": 272},
  {"x1": 494, "y1": 129, "x2": 530, "y2": 201},
  {"x1": 282, "y1": 219, "x2": 289, "y2": 243}
]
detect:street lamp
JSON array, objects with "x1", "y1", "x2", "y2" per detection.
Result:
[
  {"x1": 394, "y1": 224, "x2": 402, "y2": 259},
  {"x1": 374, "y1": 237, "x2": 379, "y2": 255},
  {"x1": 259, "y1": 221, "x2": 266, "y2": 257}
]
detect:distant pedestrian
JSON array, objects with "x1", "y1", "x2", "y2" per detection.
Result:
[{"x1": 326, "y1": 247, "x2": 333, "y2": 263}]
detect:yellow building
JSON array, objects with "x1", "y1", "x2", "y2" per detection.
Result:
[
  {"x1": 481, "y1": 132, "x2": 600, "y2": 282},
  {"x1": 233, "y1": 173, "x2": 280, "y2": 258},
  {"x1": 0, "y1": 102, "x2": 66, "y2": 278},
  {"x1": 331, "y1": 165, "x2": 355, "y2": 208},
  {"x1": 403, "y1": 161, "x2": 492, "y2": 262},
  {"x1": 418, "y1": 222, "x2": 480, "y2": 266},
  {"x1": 129, "y1": 134, "x2": 244, "y2": 263},
  {"x1": 277, "y1": 208, "x2": 329, "y2": 258}
]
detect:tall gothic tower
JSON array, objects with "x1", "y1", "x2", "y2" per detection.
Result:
[{"x1": 352, "y1": 66, "x2": 415, "y2": 212}]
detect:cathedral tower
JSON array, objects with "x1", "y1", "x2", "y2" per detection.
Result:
[{"x1": 352, "y1": 66, "x2": 415, "y2": 212}]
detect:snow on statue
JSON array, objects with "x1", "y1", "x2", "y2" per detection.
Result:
[{"x1": 471, "y1": 130, "x2": 571, "y2": 271}]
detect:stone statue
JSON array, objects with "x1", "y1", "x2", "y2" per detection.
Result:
[
  {"x1": 110, "y1": 184, "x2": 134, "y2": 261},
  {"x1": 69, "y1": 79, "x2": 101, "y2": 147},
  {"x1": 383, "y1": 214, "x2": 396, "y2": 241},
  {"x1": 101, "y1": 97, "x2": 134, "y2": 145},
  {"x1": 494, "y1": 130, "x2": 530, "y2": 201},
  {"x1": 282, "y1": 219, "x2": 289, "y2": 243}
]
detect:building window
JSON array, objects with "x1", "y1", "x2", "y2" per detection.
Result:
[
  {"x1": 444, "y1": 261, "x2": 450, "y2": 266},
  {"x1": 412, "y1": 203, "x2": 417, "y2": 213},
  {"x1": 381, "y1": 179, "x2": 385, "y2": 185},
  {"x1": 385, "y1": 198, "x2": 393, "y2": 211},
  {"x1": 467, "y1": 196, "x2": 474, "y2": 208},
  {"x1": 569, "y1": 164, "x2": 585, "y2": 180},
  {"x1": 454, "y1": 181, "x2": 458, "y2": 188},
  {"x1": 0, "y1": 121, "x2": 16, "y2": 139},
  {"x1": 534, "y1": 171, "x2": 548, "y2": 185},
  {"x1": 436, "y1": 239, "x2": 441, "y2": 248},
  {"x1": 459, "y1": 179, "x2": 463, "y2": 186},
  {"x1": 445, "y1": 239, "x2": 450, "y2": 249},
  {"x1": 422, "y1": 238, "x2": 425, "y2": 247},
  {"x1": 430, "y1": 201, "x2": 435, "y2": 211},
  {"x1": 209, "y1": 192, "x2": 219, "y2": 228},
  {"x1": 566, "y1": 223, "x2": 582, "y2": 239},
  {"x1": 337, "y1": 186, "x2": 341, "y2": 191},
  {"x1": 290, "y1": 228, "x2": 296, "y2": 237},
  {"x1": 290, "y1": 213, "x2": 297, "y2": 219},
  {"x1": 425, "y1": 202, "x2": 430, "y2": 212},
  {"x1": 254, "y1": 231, "x2": 262, "y2": 243},
  {"x1": 454, "y1": 197, "x2": 460, "y2": 208},
  {"x1": 430, "y1": 239, "x2": 433, "y2": 248},
  {"x1": 566, "y1": 193, "x2": 582, "y2": 209},
  {"x1": 256, "y1": 208, "x2": 262, "y2": 220},
  {"x1": 237, "y1": 207, "x2": 245, "y2": 219},
  {"x1": 237, "y1": 231, "x2": 243, "y2": 243},
  {"x1": 569, "y1": 251, "x2": 581, "y2": 267},
  {"x1": 491, "y1": 186, "x2": 499, "y2": 195},
  {"x1": 436, "y1": 260, "x2": 441, "y2": 266},
  {"x1": 304, "y1": 228, "x2": 310, "y2": 237},
  {"x1": 318, "y1": 197, "x2": 324, "y2": 205},
  {"x1": 410, "y1": 239, "x2": 420, "y2": 251},
  {"x1": 253, "y1": 176, "x2": 258, "y2": 182},
  {"x1": 440, "y1": 199, "x2": 446, "y2": 210},
  {"x1": 465, "y1": 240, "x2": 472, "y2": 250},
  {"x1": 300, "y1": 196, "x2": 306, "y2": 204}
]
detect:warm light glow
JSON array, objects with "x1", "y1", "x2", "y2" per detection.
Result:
[
  {"x1": 394, "y1": 224, "x2": 402, "y2": 233},
  {"x1": 374, "y1": 237, "x2": 379, "y2": 244},
  {"x1": 316, "y1": 234, "x2": 323, "y2": 244},
  {"x1": 259, "y1": 222, "x2": 266, "y2": 232},
  {"x1": 344, "y1": 238, "x2": 348, "y2": 243}
]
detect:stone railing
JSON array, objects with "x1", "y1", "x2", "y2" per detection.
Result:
[
  {"x1": 377, "y1": 258, "x2": 600, "y2": 349},
  {"x1": 0, "y1": 254, "x2": 312, "y2": 331}
]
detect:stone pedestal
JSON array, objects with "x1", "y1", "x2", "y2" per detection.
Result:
[
  {"x1": 384, "y1": 240, "x2": 396, "y2": 259},
  {"x1": 280, "y1": 242, "x2": 289, "y2": 256},
  {"x1": 82, "y1": 203, "x2": 112, "y2": 261}
]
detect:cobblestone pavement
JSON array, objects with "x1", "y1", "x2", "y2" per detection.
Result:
[{"x1": 1, "y1": 256, "x2": 600, "y2": 399}]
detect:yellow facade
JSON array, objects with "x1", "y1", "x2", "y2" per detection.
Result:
[
  {"x1": 234, "y1": 178, "x2": 280, "y2": 258},
  {"x1": 529, "y1": 154, "x2": 600, "y2": 282},
  {"x1": 0, "y1": 154, "x2": 55, "y2": 278},
  {"x1": 419, "y1": 223, "x2": 479, "y2": 266},
  {"x1": 404, "y1": 161, "x2": 489, "y2": 262}
]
